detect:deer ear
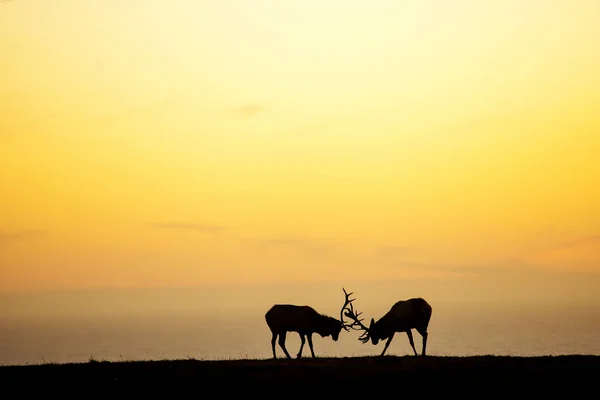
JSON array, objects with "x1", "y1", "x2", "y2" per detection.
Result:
[{"x1": 370, "y1": 318, "x2": 375, "y2": 328}]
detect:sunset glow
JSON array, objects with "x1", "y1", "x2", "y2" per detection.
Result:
[{"x1": 1, "y1": 1, "x2": 599, "y2": 306}]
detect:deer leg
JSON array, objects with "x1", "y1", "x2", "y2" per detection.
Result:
[
  {"x1": 278, "y1": 332, "x2": 292, "y2": 359},
  {"x1": 380, "y1": 333, "x2": 395, "y2": 356},
  {"x1": 271, "y1": 332, "x2": 278, "y2": 359},
  {"x1": 307, "y1": 333, "x2": 316, "y2": 358},
  {"x1": 297, "y1": 333, "x2": 306, "y2": 358},
  {"x1": 416, "y1": 328, "x2": 428, "y2": 357},
  {"x1": 406, "y1": 330, "x2": 418, "y2": 356}
]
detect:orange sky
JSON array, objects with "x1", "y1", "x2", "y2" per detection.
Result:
[{"x1": 1, "y1": 1, "x2": 599, "y2": 303}]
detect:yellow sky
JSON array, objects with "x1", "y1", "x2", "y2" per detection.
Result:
[{"x1": 1, "y1": 0, "x2": 599, "y2": 298}]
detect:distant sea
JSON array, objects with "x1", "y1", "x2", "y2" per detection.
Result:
[{"x1": 2, "y1": 302, "x2": 599, "y2": 366}]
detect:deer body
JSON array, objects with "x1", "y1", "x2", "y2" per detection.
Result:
[
  {"x1": 265, "y1": 304, "x2": 342, "y2": 359},
  {"x1": 368, "y1": 298, "x2": 432, "y2": 356},
  {"x1": 340, "y1": 289, "x2": 433, "y2": 357}
]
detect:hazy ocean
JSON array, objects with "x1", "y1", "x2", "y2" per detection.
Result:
[{"x1": 2, "y1": 302, "x2": 599, "y2": 366}]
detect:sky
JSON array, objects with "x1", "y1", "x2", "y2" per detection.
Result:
[{"x1": 1, "y1": 1, "x2": 599, "y2": 312}]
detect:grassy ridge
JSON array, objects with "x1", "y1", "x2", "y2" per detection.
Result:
[{"x1": 1, "y1": 355, "x2": 599, "y2": 396}]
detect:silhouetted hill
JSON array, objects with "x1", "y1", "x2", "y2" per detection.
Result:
[{"x1": 1, "y1": 355, "x2": 598, "y2": 397}]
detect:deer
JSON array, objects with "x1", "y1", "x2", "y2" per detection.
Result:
[
  {"x1": 265, "y1": 304, "x2": 343, "y2": 359},
  {"x1": 339, "y1": 288, "x2": 432, "y2": 357}
]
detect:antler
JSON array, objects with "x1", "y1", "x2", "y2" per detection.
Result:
[
  {"x1": 340, "y1": 288, "x2": 355, "y2": 331},
  {"x1": 340, "y1": 288, "x2": 370, "y2": 343}
]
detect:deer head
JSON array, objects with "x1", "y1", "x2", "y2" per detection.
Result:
[{"x1": 340, "y1": 288, "x2": 371, "y2": 344}]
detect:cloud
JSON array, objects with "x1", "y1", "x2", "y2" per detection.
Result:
[
  {"x1": 148, "y1": 222, "x2": 230, "y2": 233},
  {"x1": 92, "y1": 98, "x2": 183, "y2": 126},
  {"x1": 520, "y1": 235, "x2": 600, "y2": 272},
  {"x1": 228, "y1": 104, "x2": 264, "y2": 119},
  {"x1": 0, "y1": 230, "x2": 45, "y2": 246},
  {"x1": 374, "y1": 243, "x2": 541, "y2": 279},
  {"x1": 391, "y1": 262, "x2": 496, "y2": 278},
  {"x1": 255, "y1": 236, "x2": 340, "y2": 259},
  {"x1": 553, "y1": 235, "x2": 600, "y2": 248},
  {"x1": 378, "y1": 245, "x2": 416, "y2": 257},
  {"x1": 294, "y1": 120, "x2": 337, "y2": 135}
]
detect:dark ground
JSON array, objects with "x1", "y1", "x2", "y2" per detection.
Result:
[{"x1": 1, "y1": 355, "x2": 598, "y2": 397}]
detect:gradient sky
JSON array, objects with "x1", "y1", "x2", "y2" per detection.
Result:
[{"x1": 1, "y1": 1, "x2": 599, "y2": 306}]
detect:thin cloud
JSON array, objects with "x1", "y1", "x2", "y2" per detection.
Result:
[
  {"x1": 294, "y1": 119, "x2": 337, "y2": 136},
  {"x1": 255, "y1": 236, "x2": 340, "y2": 259},
  {"x1": 228, "y1": 104, "x2": 264, "y2": 119},
  {"x1": 391, "y1": 262, "x2": 492, "y2": 278},
  {"x1": 552, "y1": 235, "x2": 600, "y2": 249},
  {"x1": 148, "y1": 222, "x2": 230, "y2": 233},
  {"x1": 0, "y1": 230, "x2": 45, "y2": 246},
  {"x1": 378, "y1": 245, "x2": 415, "y2": 257},
  {"x1": 292, "y1": 108, "x2": 395, "y2": 136},
  {"x1": 520, "y1": 235, "x2": 600, "y2": 272},
  {"x1": 93, "y1": 98, "x2": 182, "y2": 126}
]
